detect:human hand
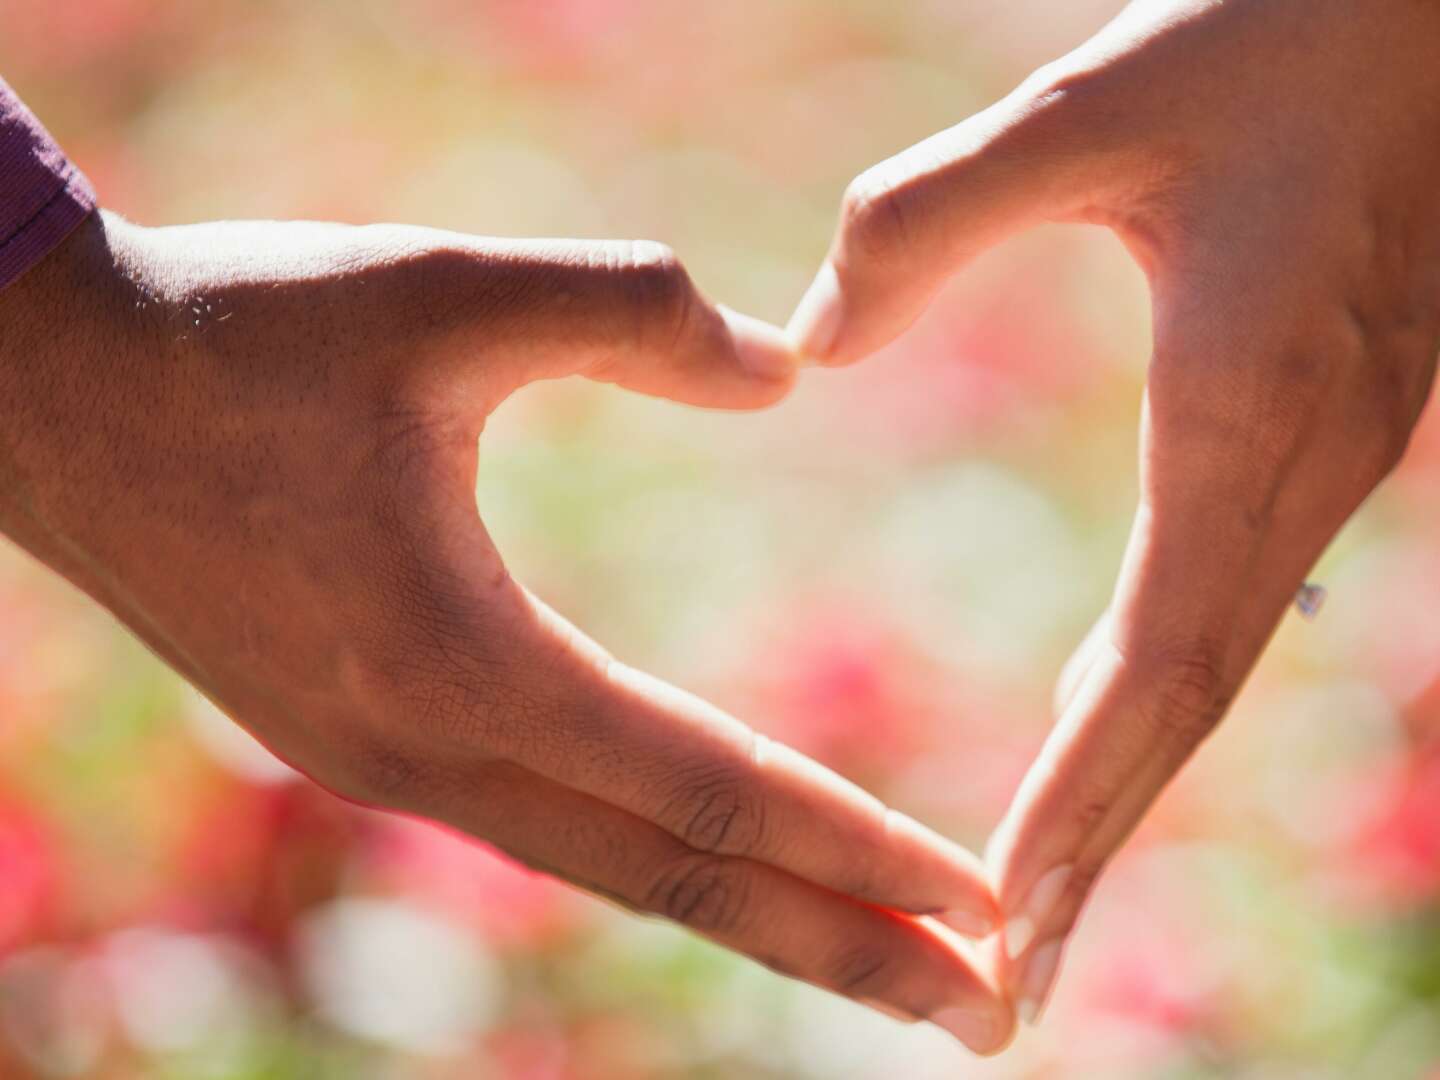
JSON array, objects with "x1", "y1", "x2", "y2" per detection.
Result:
[
  {"x1": 0, "y1": 212, "x2": 1014, "y2": 1050},
  {"x1": 788, "y1": 0, "x2": 1440, "y2": 1023}
]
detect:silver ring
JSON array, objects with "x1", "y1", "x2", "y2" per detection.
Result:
[{"x1": 1295, "y1": 583, "x2": 1327, "y2": 620}]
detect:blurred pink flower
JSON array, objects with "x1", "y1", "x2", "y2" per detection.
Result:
[
  {"x1": 0, "y1": 0, "x2": 192, "y2": 75},
  {"x1": 1083, "y1": 933, "x2": 1216, "y2": 1034},
  {"x1": 402, "y1": 0, "x2": 816, "y2": 147},
  {"x1": 832, "y1": 263, "x2": 1099, "y2": 456},
  {"x1": 1342, "y1": 751, "x2": 1440, "y2": 910},
  {"x1": 0, "y1": 795, "x2": 58, "y2": 952},
  {"x1": 1040, "y1": 859, "x2": 1232, "y2": 1074},
  {"x1": 901, "y1": 724, "x2": 1037, "y2": 826},
  {"x1": 65, "y1": 136, "x2": 151, "y2": 222},
  {"x1": 408, "y1": 0, "x2": 649, "y2": 77},
  {"x1": 487, "y1": 1026, "x2": 572, "y2": 1080},
  {"x1": 1333, "y1": 545, "x2": 1440, "y2": 709},
  {"x1": 169, "y1": 780, "x2": 362, "y2": 944},
  {"x1": 734, "y1": 604, "x2": 942, "y2": 788},
  {"x1": 485, "y1": 0, "x2": 651, "y2": 66},
  {"x1": 0, "y1": 580, "x2": 96, "y2": 750},
  {"x1": 361, "y1": 816, "x2": 583, "y2": 948}
]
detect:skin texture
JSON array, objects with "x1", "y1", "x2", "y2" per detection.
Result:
[
  {"x1": 789, "y1": 0, "x2": 1440, "y2": 1025},
  {"x1": 0, "y1": 212, "x2": 1013, "y2": 1051}
]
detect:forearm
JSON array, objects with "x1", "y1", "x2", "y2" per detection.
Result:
[{"x1": 0, "y1": 218, "x2": 94, "y2": 539}]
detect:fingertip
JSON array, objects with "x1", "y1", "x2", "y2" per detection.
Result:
[
  {"x1": 937, "y1": 908, "x2": 997, "y2": 940},
  {"x1": 979, "y1": 1004, "x2": 1021, "y2": 1057},
  {"x1": 1003, "y1": 915, "x2": 1037, "y2": 961},
  {"x1": 946, "y1": 879, "x2": 1002, "y2": 941},
  {"x1": 913, "y1": 912, "x2": 1017, "y2": 1055},
  {"x1": 887, "y1": 812, "x2": 1001, "y2": 936},
  {"x1": 1015, "y1": 938, "x2": 1064, "y2": 1027},
  {"x1": 717, "y1": 304, "x2": 801, "y2": 384},
  {"x1": 996, "y1": 864, "x2": 1074, "y2": 1021},
  {"x1": 985, "y1": 1016, "x2": 1021, "y2": 1057},
  {"x1": 931, "y1": 1004, "x2": 1017, "y2": 1057}
]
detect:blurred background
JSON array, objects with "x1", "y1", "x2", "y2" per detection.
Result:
[{"x1": 5, "y1": 1, "x2": 1440, "y2": 1076}]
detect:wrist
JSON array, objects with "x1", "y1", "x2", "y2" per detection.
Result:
[{"x1": 0, "y1": 210, "x2": 137, "y2": 554}]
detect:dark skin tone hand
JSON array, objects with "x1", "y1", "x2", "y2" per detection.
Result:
[
  {"x1": 0, "y1": 212, "x2": 1013, "y2": 1051},
  {"x1": 790, "y1": 0, "x2": 1440, "y2": 1024}
]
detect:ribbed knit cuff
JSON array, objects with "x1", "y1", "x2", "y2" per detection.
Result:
[{"x1": 0, "y1": 76, "x2": 97, "y2": 292}]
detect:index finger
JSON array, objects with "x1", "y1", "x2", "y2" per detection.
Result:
[{"x1": 499, "y1": 589, "x2": 1002, "y2": 939}]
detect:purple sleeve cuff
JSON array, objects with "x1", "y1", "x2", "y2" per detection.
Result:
[{"x1": 0, "y1": 75, "x2": 97, "y2": 292}]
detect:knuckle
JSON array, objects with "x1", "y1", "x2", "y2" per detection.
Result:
[
  {"x1": 1016, "y1": 60, "x2": 1110, "y2": 117},
  {"x1": 645, "y1": 853, "x2": 750, "y2": 935},
  {"x1": 378, "y1": 241, "x2": 492, "y2": 335},
  {"x1": 681, "y1": 782, "x2": 764, "y2": 857},
  {"x1": 1070, "y1": 795, "x2": 1112, "y2": 836},
  {"x1": 1002, "y1": 61, "x2": 1116, "y2": 157},
  {"x1": 657, "y1": 763, "x2": 767, "y2": 857},
  {"x1": 338, "y1": 225, "x2": 429, "y2": 286},
  {"x1": 835, "y1": 817, "x2": 889, "y2": 902},
  {"x1": 1135, "y1": 641, "x2": 1229, "y2": 743},
  {"x1": 1001, "y1": 58, "x2": 1149, "y2": 183},
  {"x1": 824, "y1": 943, "x2": 896, "y2": 997},
  {"x1": 681, "y1": 787, "x2": 745, "y2": 852},
  {"x1": 620, "y1": 238, "x2": 684, "y2": 286},
  {"x1": 618, "y1": 239, "x2": 694, "y2": 350},
  {"x1": 838, "y1": 168, "x2": 913, "y2": 264}
]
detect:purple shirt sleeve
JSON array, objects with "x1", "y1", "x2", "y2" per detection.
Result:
[{"x1": 0, "y1": 75, "x2": 97, "y2": 292}]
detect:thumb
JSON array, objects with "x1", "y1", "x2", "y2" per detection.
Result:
[
  {"x1": 391, "y1": 234, "x2": 799, "y2": 412},
  {"x1": 788, "y1": 71, "x2": 1123, "y2": 367},
  {"x1": 509, "y1": 239, "x2": 799, "y2": 410}
]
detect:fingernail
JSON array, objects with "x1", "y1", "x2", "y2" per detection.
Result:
[
  {"x1": 718, "y1": 305, "x2": 799, "y2": 381},
  {"x1": 931, "y1": 1007, "x2": 1001, "y2": 1054},
  {"x1": 786, "y1": 262, "x2": 843, "y2": 362},
  {"x1": 857, "y1": 998, "x2": 918, "y2": 1024},
  {"x1": 1016, "y1": 939, "x2": 1063, "y2": 1026},
  {"x1": 1004, "y1": 914, "x2": 1036, "y2": 961},
  {"x1": 1005, "y1": 864, "x2": 1072, "y2": 961},
  {"x1": 937, "y1": 908, "x2": 995, "y2": 939}
]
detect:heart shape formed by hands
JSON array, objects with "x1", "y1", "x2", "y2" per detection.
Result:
[{"x1": 4, "y1": 0, "x2": 1440, "y2": 1064}]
